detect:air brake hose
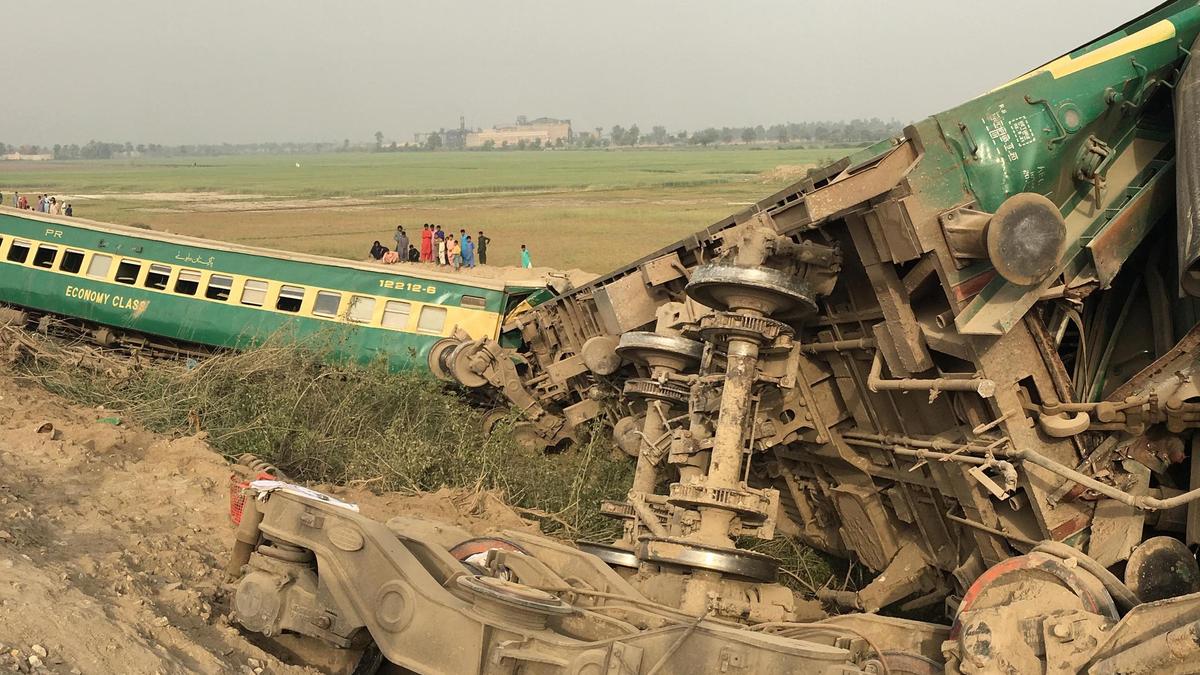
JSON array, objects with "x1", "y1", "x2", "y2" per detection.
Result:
[
  {"x1": 1031, "y1": 540, "x2": 1139, "y2": 612},
  {"x1": 1009, "y1": 446, "x2": 1200, "y2": 511}
]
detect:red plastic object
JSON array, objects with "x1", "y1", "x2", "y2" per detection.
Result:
[
  {"x1": 229, "y1": 472, "x2": 274, "y2": 525},
  {"x1": 448, "y1": 537, "x2": 528, "y2": 561}
]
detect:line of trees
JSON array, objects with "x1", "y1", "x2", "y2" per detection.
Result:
[
  {"x1": 0, "y1": 118, "x2": 904, "y2": 160},
  {"x1": 0, "y1": 140, "x2": 351, "y2": 159},
  {"x1": 405, "y1": 118, "x2": 903, "y2": 152},
  {"x1": 599, "y1": 118, "x2": 903, "y2": 148}
]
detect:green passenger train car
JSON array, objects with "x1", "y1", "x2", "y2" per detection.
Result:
[{"x1": 0, "y1": 207, "x2": 545, "y2": 371}]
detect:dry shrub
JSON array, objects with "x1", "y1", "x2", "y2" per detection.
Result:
[{"x1": 12, "y1": 330, "x2": 630, "y2": 540}]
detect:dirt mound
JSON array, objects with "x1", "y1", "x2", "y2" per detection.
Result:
[
  {"x1": 447, "y1": 264, "x2": 598, "y2": 288},
  {"x1": 0, "y1": 380, "x2": 308, "y2": 674},
  {"x1": 319, "y1": 484, "x2": 537, "y2": 534},
  {"x1": 365, "y1": 258, "x2": 598, "y2": 288},
  {"x1": 0, "y1": 374, "x2": 532, "y2": 674}
]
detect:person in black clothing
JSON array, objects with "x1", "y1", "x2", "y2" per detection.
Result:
[
  {"x1": 369, "y1": 241, "x2": 388, "y2": 260},
  {"x1": 477, "y1": 230, "x2": 490, "y2": 265}
]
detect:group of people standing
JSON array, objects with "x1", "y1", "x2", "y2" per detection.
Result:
[
  {"x1": 5, "y1": 191, "x2": 73, "y2": 216},
  {"x1": 415, "y1": 225, "x2": 484, "y2": 270},
  {"x1": 370, "y1": 223, "x2": 534, "y2": 270}
]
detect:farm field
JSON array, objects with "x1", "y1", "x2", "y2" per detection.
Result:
[{"x1": 0, "y1": 147, "x2": 858, "y2": 272}]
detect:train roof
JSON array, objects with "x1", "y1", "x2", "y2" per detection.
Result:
[{"x1": 0, "y1": 206, "x2": 536, "y2": 293}]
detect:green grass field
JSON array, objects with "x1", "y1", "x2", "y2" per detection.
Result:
[{"x1": 0, "y1": 147, "x2": 854, "y2": 272}]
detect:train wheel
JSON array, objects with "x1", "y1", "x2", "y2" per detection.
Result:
[
  {"x1": 879, "y1": 651, "x2": 943, "y2": 675},
  {"x1": 512, "y1": 423, "x2": 550, "y2": 452},
  {"x1": 950, "y1": 552, "x2": 1119, "y2": 672},
  {"x1": 481, "y1": 409, "x2": 509, "y2": 435},
  {"x1": 1125, "y1": 536, "x2": 1200, "y2": 602},
  {"x1": 448, "y1": 341, "x2": 490, "y2": 388},
  {"x1": 612, "y1": 414, "x2": 644, "y2": 458},
  {"x1": 427, "y1": 339, "x2": 460, "y2": 383}
]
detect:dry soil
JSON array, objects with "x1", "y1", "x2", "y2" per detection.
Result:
[{"x1": 0, "y1": 374, "x2": 533, "y2": 674}]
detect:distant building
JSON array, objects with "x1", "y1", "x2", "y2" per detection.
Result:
[
  {"x1": 2, "y1": 153, "x2": 53, "y2": 161},
  {"x1": 443, "y1": 116, "x2": 470, "y2": 150},
  {"x1": 414, "y1": 117, "x2": 470, "y2": 150},
  {"x1": 465, "y1": 117, "x2": 572, "y2": 148}
]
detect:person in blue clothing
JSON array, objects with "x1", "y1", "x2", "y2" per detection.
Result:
[
  {"x1": 462, "y1": 236, "x2": 476, "y2": 268},
  {"x1": 459, "y1": 228, "x2": 467, "y2": 252},
  {"x1": 520, "y1": 244, "x2": 532, "y2": 268}
]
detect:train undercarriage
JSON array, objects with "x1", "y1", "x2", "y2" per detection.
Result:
[{"x1": 219, "y1": 3, "x2": 1200, "y2": 672}]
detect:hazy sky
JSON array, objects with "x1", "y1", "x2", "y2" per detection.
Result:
[{"x1": 4, "y1": 0, "x2": 1162, "y2": 145}]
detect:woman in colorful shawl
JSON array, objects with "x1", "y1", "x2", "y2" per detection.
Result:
[{"x1": 420, "y1": 224, "x2": 434, "y2": 262}]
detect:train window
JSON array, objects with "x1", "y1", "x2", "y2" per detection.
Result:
[
  {"x1": 348, "y1": 296, "x2": 376, "y2": 323},
  {"x1": 205, "y1": 274, "x2": 233, "y2": 301},
  {"x1": 313, "y1": 291, "x2": 341, "y2": 317},
  {"x1": 381, "y1": 300, "x2": 410, "y2": 329},
  {"x1": 32, "y1": 245, "x2": 58, "y2": 269},
  {"x1": 145, "y1": 264, "x2": 172, "y2": 290},
  {"x1": 114, "y1": 259, "x2": 141, "y2": 284},
  {"x1": 461, "y1": 295, "x2": 487, "y2": 308},
  {"x1": 417, "y1": 306, "x2": 447, "y2": 334},
  {"x1": 175, "y1": 269, "x2": 201, "y2": 295},
  {"x1": 86, "y1": 253, "x2": 112, "y2": 279},
  {"x1": 6, "y1": 240, "x2": 30, "y2": 264},
  {"x1": 240, "y1": 279, "x2": 268, "y2": 307},
  {"x1": 60, "y1": 249, "x2": 85, "y2": 274},
  {"x1": 276, "y1": 285, "x2": 305, "y2": 312}
]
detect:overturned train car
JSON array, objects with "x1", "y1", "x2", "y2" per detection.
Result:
[
  {"x1": 227, "y1": 3, "x2": 1200, "y2": 673},
  {"x1": 391, "y1": 1, "x2": 1200, "y2": 670}
]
